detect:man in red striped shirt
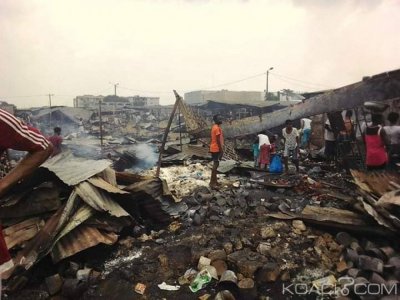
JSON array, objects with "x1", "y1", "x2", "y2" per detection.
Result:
[{"x1": 0, "y1": 108, "x2": 52, "y2": 279}]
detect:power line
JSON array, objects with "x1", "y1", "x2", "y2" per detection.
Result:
[
  {"x1": 272, "y1": 75, "x2": 323, "y2": 91},
  {"x1": 196, "y1": 72, "x2": 266, "y2": 91},
  {"x1": 269, "y1": 72, "x2": 332, "y2": 89}
]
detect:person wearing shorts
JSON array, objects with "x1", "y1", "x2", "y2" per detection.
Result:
[{"x1": 282, "y1": 120, "x2": 299, "y2": 173}]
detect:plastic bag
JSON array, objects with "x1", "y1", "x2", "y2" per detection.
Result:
[{"x1": 269, "y1": 155, "x2": 283, "y2": 173}]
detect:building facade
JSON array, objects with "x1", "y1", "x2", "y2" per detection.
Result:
[
  {"x1": 74, "y1": 95, "x2": 159, "y2": 109},
  {"x1": 126, "y1": 96, "x2": 160, "y2": 107},
  {"x1": 184, "y1": 90, "x2": 265, "y2": 105},
  {"x1": 73, "y1": 95, "x2": 104, "y2": 109}
]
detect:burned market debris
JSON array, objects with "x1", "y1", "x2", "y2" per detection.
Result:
[{"x1": 1, "y1": 69, "x2": 400, "y2": 299}]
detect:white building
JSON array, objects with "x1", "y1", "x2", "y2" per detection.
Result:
[
  {"x1": 126, "y1": 96, "x2": 160, "y2": 107},
  {"x1": 73, "y1": 95, "x2": 104, "y2": 109},
  {"x1": 184, "y1": 90, "x2": 265, "y2": 105}
]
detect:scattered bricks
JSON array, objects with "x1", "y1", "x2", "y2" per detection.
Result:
[
  {"x1": 311, "y1": 275, "x2": 337, "y2": 290},
  {"x1": 280, "y1": 271, "x2": 290, "y2": 281},
  {"x1": 336, "y1": 260, "x2": 349, "y2": 273},
  {"x1": 388, "y1": 257, "x2": 400, "y2": 278},
  {"x1": 260, "y1": 227, "x2": 277, "y2": 239},
  {"x1": 345, "y1": 248, "x2": 359, "y2": 264},
  {"x1": 358, "y1": 255, "x2": 384, "y2": 274},
  {"x1": 197, "y1": 192, "x2": 213, "y2": 203},
  {"x1": 210, "y1": 225, "x2": 225, "y2": 236},
  {"x1": 76, "y1": 268, "x2": 92, "y2": 282},
  {"x1": 350, "y1": 242, "x2": 363, "y2": 254},
  {"x1": 387, "y1": 256, "x2": 400, "y2": 268},
  {"x1": 238, "y1": 278, "x2": 255, "y2": 289},
  {"x1": 215, "y1": 290, "x2": 236, "y2": 300},
  {"x1": 336, "y1": 232, "x2": 355, "y2": 247},
  {"x1": 199, "y1": 294, "x2": 211, "y2": 300},
  {"x1": 134, "y1": 283, "x2": 146, "y2": 295},
  {"x1": 361, "y1": 240, "x2": 377, "y2": 251},
  {"x1": 208, "y1": 249, "x2": 227, "y2": 262},
  {"x1": 61, "y1": 278, "x2": 87, "y2": 299},
  {"x1": 369, "y1": 272, "x2": 386, "y2": 285},
  {"x1": 352, "y1": 277, "x2": 369, "y2": 294},
  {"x1": 380, "y1": 246, "x2": 396, "y2": 260},
  {"x1": 257, "y1": 242, "x2": 271, "y2": 256},
  {"x1": 365, "y1": 248, "x2": 386, "y2": 261},
  {"x1": 292, "y1": 220, "x2": 306, "y2": 231},
  {"x1": 158, "y1": 254, "x2": 169, "y2": 270},
  {"x1": 234, "y1": 240, "x2": 243, "y2": 251},
  {"x1": 211, "y1": 260, "x2": 228, "y2": 277},
  {"x1": 198, "y1": 256, "x2": 211, "y2": 271},
  {"x1": 223, "y1": 242, "x2": 233, "y2": 255},
  {"x1": 89, "y1": 270, "x2": 101, "y2": 284},
  {"x1": 255, "y1": 263, "x2": 281, "y2": 283},
  {"x1": 203, "y1": 265, "x2": 218, "y2": 280},
  {"x1": 347, "y1": 268, "x2": 362, "y2": 278},
  {"x1": 45, "y1": 274, "x2": 63, "y2": 295},
  {"x1": 220, "y1": 270, "x2": 238, "y2": 284},
  {"x1": 228, "y1": 250, "x2": 266, "y2": 278}
]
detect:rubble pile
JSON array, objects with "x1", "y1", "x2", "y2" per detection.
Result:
[
  {"x1": 2, "y1": 155, "x2": 400, "y2": 299},
  {"x1": 1, "y1": 151, "x2": 183, "y2": 297}
]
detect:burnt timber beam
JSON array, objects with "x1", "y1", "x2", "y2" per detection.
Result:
[{"x1": 194, "y1": 69, "x2": 400, "y2": 138}]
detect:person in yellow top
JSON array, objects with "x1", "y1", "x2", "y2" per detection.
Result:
[{"x1": 209, "y1": 114, "x2": 224, "y2": 188}]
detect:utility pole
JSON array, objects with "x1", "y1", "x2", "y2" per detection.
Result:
[
  {"x1": 48, "y1": 93, "x2": 54, "y2": 127},
  {"x1": 99, "y1": 100, "x2": 103, "y2": 147},
  {"x1": 113, "y1": 83, "x2": 119, "y2": 96},
  {"x1": 265, "y1": 67, "x2": 274, "y2": 101}
]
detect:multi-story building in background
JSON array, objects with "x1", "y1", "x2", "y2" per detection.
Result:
[
  {"x1": 184, "y1": 90, "x2": 265, "y2": 105},
  {"x1": 73, "y1": 95, "x2": 104, "y2": 109},
  {"x1": 74, "y1": 95, "x2": 159, "y2": 109},
  {"x1": 126, "y1": 96, "x2": 159, "y2": 107}
]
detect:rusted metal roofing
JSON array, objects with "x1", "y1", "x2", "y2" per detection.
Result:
[
  {"x1": 51, "y1": 225, "x2": 118, "y2": 263},
  {"x1": 87, "y1": 177, "x2": 129, "y2": 194},
  {"x1": 4, "y1": 217, "x2": 45, "y2": 249},
  {"x1": 41, "y1": 151, "x2": 111, "y2": 186},
  {"x1": 75, "y1": 181, "x2": 130, "y2": 218},
  {"x1": 351, "y1": 170, "x2": 400, "y2": 197}
]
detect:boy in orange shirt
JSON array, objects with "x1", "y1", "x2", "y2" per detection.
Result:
[{"x1": 210, "y1": 114, "x2": 224, "y2": 188}]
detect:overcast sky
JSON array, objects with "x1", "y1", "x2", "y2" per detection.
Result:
[{"x1": 1, "y1": 0, "x2": 399, "y2": 108}]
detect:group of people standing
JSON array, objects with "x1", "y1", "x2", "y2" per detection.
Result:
[
  {"x1": 324, "y1": 110, "x2": 400, "y2": 170},
  {"x1": 363, "y1": 112, "x2": 400, "y2": 170}
]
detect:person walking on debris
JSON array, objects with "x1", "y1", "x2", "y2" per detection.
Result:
[
  {"x1": 383, "y1": 112, "x2": 400, "y2": 170},
  {"x1": 252, "y1": 137, "x2": 260, "y2": 168},
  {"x1": 48, "y1": 127, "x2": 63, "y2": 157},
  {"x1": 257, "y1": 131, "x2": 271, "y2": 170},
  {"x1": 338, "y1": 110, "x2": 355, "y2": 156},
  {"x1": 364, "y1": 114, "x2": 388, "y2": 170},
  {"x1": 0, "y1": 109, "x2": 52, "y2": 279},
  {"x1": 300, "y1": 117, "x2": 312, "y2": 149},
  {"x1": 282, "y1": 120, "x2": 299, "y2": 173},
  {"x1": 209, "y1": 114, "x2": 224, "y2": 188},
  {"x1": 324, "y1": 118, "x2": 336, "y2": 162}
]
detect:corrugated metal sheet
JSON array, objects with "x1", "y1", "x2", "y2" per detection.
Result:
[
  {"x1": 75, "y1": 181, "x2": 130, "y2": 218},
  {"x1": 54, "y1": 204, "x2": 95, "y2": 245},
  {"x1": 41, "y1": 151, "x2": 111, "y2": 186},
  {"x1": 351, "y1": 170, "x2": 400, "y2": 197},
  {"x1": 3, "y1": 217, "x2": 45, "y2": 249},
  {"x1": 88, "y1": 177, "x2": 128, "y2": 194},
  {"x1": 51, "y1": 225, "x2": 118, "y2": 263}
]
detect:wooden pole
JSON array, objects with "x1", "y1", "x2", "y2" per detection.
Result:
[
  {"x1": 178, "y1": 106, "x2": 183, "y2": 151},
  {"x1": 155, "y1": 90, "x2": 181, "y2": 177}
]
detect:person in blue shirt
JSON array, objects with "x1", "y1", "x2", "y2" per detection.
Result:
[{"x1": 252, "y1": 137, "x2": 260, "y2": 168}]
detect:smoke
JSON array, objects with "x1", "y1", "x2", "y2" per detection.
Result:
[{"x1": 131, "y1": 143, "x2": 158, "y2": 171}]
